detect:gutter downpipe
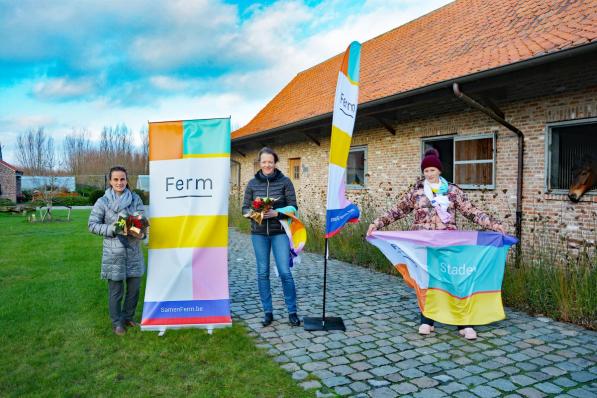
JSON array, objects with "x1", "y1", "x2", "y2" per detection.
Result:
[{"x1": 452, "y1": 83, "x2": 524, "y2": 261}]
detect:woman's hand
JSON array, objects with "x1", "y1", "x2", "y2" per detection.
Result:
[
  {"x1": 494, "y1": 225, "x2": 506, "y2": 234},
  {"x1": 263, "y1": 209, "x2": 278, "y2": 219},
  {"x1": 366, "y1": 223, "x2": 377, "y2": 236},
  {"x1": 128, "y1": 229, "x2": 144, "y2": 239}
]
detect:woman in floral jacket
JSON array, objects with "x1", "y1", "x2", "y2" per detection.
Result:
[{"x1": 367, "y1": 148, "x2": 505, "y2": 340}]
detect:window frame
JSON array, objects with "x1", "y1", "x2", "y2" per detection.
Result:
[
  {"x1": 545, "y1": 117, "x2": 597, "y2": 195},
  {"x1": 346, "y1": 145, "x2": 368, "y2": 190},
  {"x1": 288, "y1": 157, "x2": 301, "y2": 182},
  {"x1": 421, "y1": 132, "x2": 496, "y2": 190}
]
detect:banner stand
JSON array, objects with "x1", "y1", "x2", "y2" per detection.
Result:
[
  {"x1": 304, "y1": 239, "x2": 346, "y2": 331},
  {"x1": 141, "y1": 118, "x2": 233, "y2": 333}
]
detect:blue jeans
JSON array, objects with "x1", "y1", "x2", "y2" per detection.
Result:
[{"x1": 251, "y1": 233, "x2": 297, "y2": 314}]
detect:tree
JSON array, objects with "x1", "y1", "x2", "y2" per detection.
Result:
[
  {"x1": 15, "y1": 128, "x2": 59, "y2": 217},
  {"x1": 139, "y1": 125, "x2": 149, "y2": 174},
  {"x1": 63, "y1": 129, "x2": 91, "y2": 175},
  {"x1": 15, "y1": 127, "x2": 56, "y2": 175},
  {"x1": 100, "y1": 124, "x2": 133, "y2": 170}
]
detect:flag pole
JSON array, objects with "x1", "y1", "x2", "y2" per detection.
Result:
[
  {"x1": 322, "y1": 238, "x2": 328, "y2": 324},
  {"x1": 304, "y1": 237, "x2": 346, "y2": 331}
]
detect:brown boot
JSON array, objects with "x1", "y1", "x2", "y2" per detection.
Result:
[{"x1": 124, "y1": 320, "x2": 139, "y2": 328}]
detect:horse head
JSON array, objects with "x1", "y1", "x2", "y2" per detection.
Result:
[{"x1": 568, "y1": 154, "x2": 597, "y2": 202}]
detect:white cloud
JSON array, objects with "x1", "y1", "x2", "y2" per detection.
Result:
[
  {"x1": 9, "y1": 114, "x2": 57, "y2": 130},
  {"x1": 149, "y1": 75, "x2": 192, "y2": 91},
  {"x1": 0, "y1": 0, "x2": 455, "y2": 164},
  {"x1": 214, "y1": 0, "x2": 455, "y2": 126},
  {"x1": 32, "y1": 78, "x2": 96, "y2": 101}
]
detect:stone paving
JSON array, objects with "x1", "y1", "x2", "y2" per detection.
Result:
[{"x1": 228, "y1": 229, "x2": 597, "y2": 397}]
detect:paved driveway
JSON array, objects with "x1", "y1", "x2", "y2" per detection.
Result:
[{"x1": 228, "y1": 229, "x2": 597, "y2": 398}]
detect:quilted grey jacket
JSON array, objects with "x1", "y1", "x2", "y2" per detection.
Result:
[{"x1": 88, "y1": 190, "x2": 146, "y2": 280}]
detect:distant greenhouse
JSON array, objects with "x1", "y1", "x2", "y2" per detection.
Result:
[
  {"x1": 136, "y1": 175, "x2": 149, "y2": 191},
  {"x1": 21, "y1": 176, "x2": 76, "y2": 192}
]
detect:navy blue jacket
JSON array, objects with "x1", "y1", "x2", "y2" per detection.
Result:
[{"x1": 242, "y1": 169, "x2": 297, "y2": 235}]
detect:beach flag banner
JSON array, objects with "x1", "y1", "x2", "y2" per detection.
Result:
[
  {"x1": 304, "y1": 41, "x2": 362, "y2": 332},
  {"x1": 367, "y1": 230, "x2": 518, "y2": 325},
  {"x1": 325, "y1": 41, "x2": 361, "y2": 238},
  {"x1": 141, "y1": 118, "x2": 232, "y2": 332}
]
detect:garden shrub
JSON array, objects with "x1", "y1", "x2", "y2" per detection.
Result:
[
  {"x1": 51, "y1": 196, "x2": 91, "y2": 206},
  {"x1": 89, "y1": 189, "x2": 105, "y2": 205},
  {"x1": 0, "y1": 198, "x2": 15, "y2": 206},
  {"x1": 133, "y1": 189, "x2": 149, "y2": 205}
]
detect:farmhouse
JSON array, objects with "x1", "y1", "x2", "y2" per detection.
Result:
[
  {"x1": 0, "y1": 153, "x2": 23, "y2": 204},
  {"x1": 231, "y1": 0, "x2": 597, "y2": 247}
]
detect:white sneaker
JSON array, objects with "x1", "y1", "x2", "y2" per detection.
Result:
[
  {"x1": 459, "y1": 327, "x2": 477, "y2": 340},
  {"x1": 418, "y1": 324, "x2": 434, "y2": 335}
]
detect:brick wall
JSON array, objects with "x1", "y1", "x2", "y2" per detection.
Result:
[
  {"x1": 0, "y1": 163, "x2": 18, "y2": 203},
  {"x1": 232, "y1": 87, "x2": 597, "y2": 249}
]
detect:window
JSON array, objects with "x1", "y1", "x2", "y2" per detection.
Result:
[
  {"x1": 422, "y1": 137, "x2": 454, "y2": 182},
  {"x1": 547, "y1": 119, "x2": 597, "y2": 193},
  {"x1": 288, "y1": 158, "x2": 301, "y2": 182},
  {"x1": 347, "y1": 146, "x2": 367, "y2": 188},
  {"x1": 230, "y1": 161, "x2": 240, "y2": 189},
  {"x1": 422, "y1": 133, "x2": 496, "y2": 189}
]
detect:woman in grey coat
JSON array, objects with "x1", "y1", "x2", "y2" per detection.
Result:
[{"x1": 88, "y1": 166, "x2": 146, "y2": 336}]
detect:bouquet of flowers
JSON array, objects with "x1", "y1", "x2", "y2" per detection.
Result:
[
  {"x1": 244, "y1": 197, "x2": 277, "y2": 224},
  {"x1": 115, "y1": 211, "x2": 150, "y2": 239}
]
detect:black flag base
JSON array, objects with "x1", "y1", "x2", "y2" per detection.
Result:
[{"x1": 303, "y1": 316, "x2": 346, "y2": 331}]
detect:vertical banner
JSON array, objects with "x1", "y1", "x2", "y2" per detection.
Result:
[
  {"x1": 141, "y1": 118, "x2": 232, "y2": 331},
  {"x1": 325, "y1": 41, "x2": 361, "y2": 238}
]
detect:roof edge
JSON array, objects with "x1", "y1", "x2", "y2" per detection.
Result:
[
  {"x1": 0, "y1": 159, "x2": 22, "y2": 173},
  {"x1": 232, "y1": 40, "x2": 597, "y2": 143}
]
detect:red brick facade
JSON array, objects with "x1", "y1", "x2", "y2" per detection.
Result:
[
  {"x1": 0, "y1": 160, "x2": 22, "y2": 203},
  {"x1": 232, "y1": 88, "x2": 597, "y2": 249}
]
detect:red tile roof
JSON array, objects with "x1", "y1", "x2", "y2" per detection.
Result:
[
  {"x1": 0, "y1": 159, "x2": 21, "y2": 173},
  {"x1": 233, "y1": 0, "x2": 597, "y2": 140}
]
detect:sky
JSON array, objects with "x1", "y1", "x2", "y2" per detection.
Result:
[{"x1": 0, "y1": 0, "x2": 452, "y2": 165}]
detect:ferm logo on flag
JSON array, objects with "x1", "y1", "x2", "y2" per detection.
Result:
[
  {"x1": 325, "y1": 41, "x2": 361, "y2": 238},
  {"x1": 367, "y1": 230, "x2": 518, "y2": 325},
  {"x1": 141, "y1": 118, "x2": 232, "y2": 331}
]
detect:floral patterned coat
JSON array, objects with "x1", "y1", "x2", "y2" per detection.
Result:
[{"x1": 373, "y1": 178, "x2": 503, "y2": 231}]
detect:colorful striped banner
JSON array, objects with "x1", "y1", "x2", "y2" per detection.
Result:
[
  {"x1": 142, "y1": 118, "x2": 232, "y2": 331},
  {"x1": 367, "y1": 230, "x2": 518, "y2": 325},
  {"x1": 325, "y1": 41, "x2": 361, "y2": 238}
]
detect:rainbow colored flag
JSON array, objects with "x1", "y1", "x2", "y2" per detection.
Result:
[
  {"x1": 277, "y1": 206, "x2": 307, "y2": 267},
  {"x1": 141, "y1": 118, "x2": 232, "y2": 331},
  {"x1": 325, "y1": 41, "x2": 361, "y2": 238},
  {"x1": 367, "y1": 231, "x2": 517, "y2": 325}
]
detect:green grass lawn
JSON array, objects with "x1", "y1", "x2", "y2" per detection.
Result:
[{"x1": 0, "y1": 210, "x2": 314, "y2": 397}]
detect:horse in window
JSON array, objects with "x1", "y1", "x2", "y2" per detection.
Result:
[{"x1": 568, "y1": 154, "x2": 597, "y2": 202}]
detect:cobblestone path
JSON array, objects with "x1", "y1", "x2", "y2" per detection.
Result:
[{"x1": 228, "y1": 229, "x2": 597, "y2": 398}]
